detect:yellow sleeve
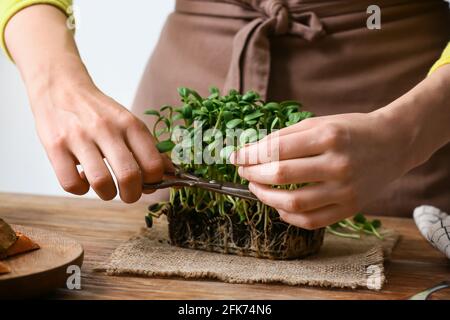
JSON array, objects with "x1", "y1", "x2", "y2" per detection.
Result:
[
  {"x1": 0, "y1": 0, "x2": 72, "y2": 61},
  {"x1": 429, "y1": 42, "x2": 450, "y2": 76}
]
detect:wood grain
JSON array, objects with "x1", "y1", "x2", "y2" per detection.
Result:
[
  {"x1": 0, "y1": 225, "x2": 83, "y2": 299},
  {"x1": 0, "y1": 192, "x2": 449, "y2": 300}
]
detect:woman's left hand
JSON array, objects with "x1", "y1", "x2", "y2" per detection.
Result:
[{"x1": 231, "y1": 112, "x2": 414, "y2": 229}]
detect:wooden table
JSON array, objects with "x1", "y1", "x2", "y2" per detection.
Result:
[{"x1": 0, "y1": 192, "x2": 449, "y2": 300}]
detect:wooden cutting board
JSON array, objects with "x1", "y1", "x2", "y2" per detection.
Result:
[{"x1": 0, "y1": 225, "x2": 83, "y2": 299}]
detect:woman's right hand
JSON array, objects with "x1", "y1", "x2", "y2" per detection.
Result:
[{"x1": 5, "y1": 5, "x2": 167, "y2": 203}]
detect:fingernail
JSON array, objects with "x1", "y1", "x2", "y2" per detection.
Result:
[{"x1": 238, "y1": 166, "x2": 243, "y2": 176}]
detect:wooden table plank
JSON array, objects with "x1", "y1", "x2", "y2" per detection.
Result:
[{"x1": 0, "y1": 192, "x2": 449, "y2": 300}]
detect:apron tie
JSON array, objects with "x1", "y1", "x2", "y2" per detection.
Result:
[
  {"x1": 262, "y1": 0, "x2": 289, "y2": 35},
  {"x1": 175, "y1": 0, "x2": 326, "y2": 100}
]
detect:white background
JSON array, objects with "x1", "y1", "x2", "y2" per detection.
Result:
[{"x1": 0, "y1": 0, "x2": 175, "y2": 197}]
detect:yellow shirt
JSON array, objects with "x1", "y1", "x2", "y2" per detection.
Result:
[
  {"x1": 0, "y1": 0, "x2": 71, "y2": 60},
  {"x1": 0, "y1": 0, "x2": 449, "y2": 75}
]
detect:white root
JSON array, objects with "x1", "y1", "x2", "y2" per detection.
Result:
[{"x1": 413, "y1": 205, "x2": 450, "y2": 259}]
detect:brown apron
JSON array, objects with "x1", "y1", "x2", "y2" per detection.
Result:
[{"x1": 133, "y1": 0, "x2": 450, "y2": 217}]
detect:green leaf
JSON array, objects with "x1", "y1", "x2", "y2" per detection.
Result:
[
  {"x1": 225, "y1": 102, "x2": 238, "y2": 110},
  {"x1": 246, "y1": 120, "x2": 257, "y2": 126},
  {"x1": 223, "y1": 111, "x2": 233, "y2": 122},
  {"x1": 263, "y1": 102, "x2": 280, "y2": 112},
  {"x1": 208, "y1": 87, "x2": 220, "y2": 99},
  {"x1": 156, "y1": 140, "x2": 175, "y2": 153},
  {"x1": 228, "y1": 89, "x2": 239, "y2": 96},
  {"x1": 280, "y1": 100, "x2": 301, "y2": 108},
  {"x1": 226, "y1": 118, "x2": 243, "y2": 129},
  {"x1": 178, "y1": 87, "x2": 189, "y2": 98},
  {"x1": 270, "y1": 117, "x2": 280, "y2": 130},
  {"x1": 144, "y1": 109, "x2": 160, "y2": 117},
  {"x1": 299, "y1": 111, "x2": 314, "y2": 120},
  {"x1": 241, "y1": 105, "x2": 253, "y2": 113},
  {"x1": 244, "y1": 111, "x2": 264, "y2": 122},
  {"x1": 189, "y1": 89, "x2": 203, "y2": 103},
  {"x1": 192, "y1": 109, "x2": 206, "y2": 117},
  {"x1": 372, "y1": 219, "x2": 382, "y2": 229},
  {"x1": 202, "y1": 100, "x2": 214, "y2": 111},
  {"x1": 288, "y1": 112, "x2": 302, "y2": 124},
  {"x1": 242, "y1": 91, "x2": 259, "y2": 102},
  {"x1": 353, "y1": 213, "x2": 367, "y2": 224},
  {"x1": 182, "y1": 104, "x2": 192, "y2": 119},
  {"x1": 363, "y1": 221, "x2": 373, "y2": 231}
]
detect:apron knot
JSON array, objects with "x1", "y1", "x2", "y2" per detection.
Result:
[
  {"x1": 261, "y1": 0, "x2": 325, "y2": 41},
  {"x1": 262, "y1": 0, "x2": 289, "y2": 35},
  {"x1": 174, "y1": 0, "x2": 327, "y2": 99}
]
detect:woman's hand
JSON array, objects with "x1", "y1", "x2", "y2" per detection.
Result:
[
  {"x1": 32, "y1": 74, "x2": 166, "y2": 203},
  {"x1": 231, "y1": 112, "x2": 415, "y2": 229},
  {"x1": 5, "y1": 5, "x2": 167, "y2": 203}
]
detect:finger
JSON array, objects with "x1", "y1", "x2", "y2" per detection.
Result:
[
  {"x1": 98, "y1": 137, "x2": 142, "y2": 203},
  {"x1": 231, "y1": 127, "x2": 327, "y2": 166},
  {"x1": 72, "y1": 142, "x2": 117, "y2": 200},
  {"x1": 161, "y1": 153, "x2": 175, "y2": 172},
  {"x1": 125, "y1": 122, "x2": 166, "y2": 183},
  {"x1": 46, "y1": 147, "x2": 89, "y2": 195},
  {"x1": 248, "y1": 182, "x2": 341, "y2": 213},
  {"x1": 272, "y1": 116, "x2": 318, "y2": 137},
  {"x1": 239, "y1": 155, "x2": 332, "y2": 185},
  {"x1": 277, "y1": 204, "x2": 354, "y2": 230},
  {"x1": 273, "y1": 115, "x2": 338, "y2": 138}
]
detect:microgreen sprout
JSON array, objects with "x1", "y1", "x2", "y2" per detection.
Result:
[
  {"x1": 326, "y1": 213, "x2": 384, "y2": 240},
  {"x1": 144, "y1": 87, "x2": 325, "y2": 259},
  {"x1": 145, "y1": 87, "x2": 314, "y2": 222}
]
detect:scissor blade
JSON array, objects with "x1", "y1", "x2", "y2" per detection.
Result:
[
  {"x1": 218, "y1": 185, "x2": 259, "y2": 201},
  {"x1": 200, "y1": 180, "x2": 258, "y2": 201},
  {"x1": 143, "y1": 178, "x2": 258, "y2": 201}
]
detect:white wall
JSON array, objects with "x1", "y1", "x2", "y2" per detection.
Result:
[{"x1": 0, "y1": 0, "x2": 174, "y2": 197}]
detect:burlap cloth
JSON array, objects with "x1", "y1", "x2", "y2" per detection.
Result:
[{"x1": 97, "y1": 218, "x2": 399, "y2": 290}]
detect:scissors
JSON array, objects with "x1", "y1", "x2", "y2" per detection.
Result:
[{"x1": 143, "y1": 165, "x2": 258, "y2": 201}]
